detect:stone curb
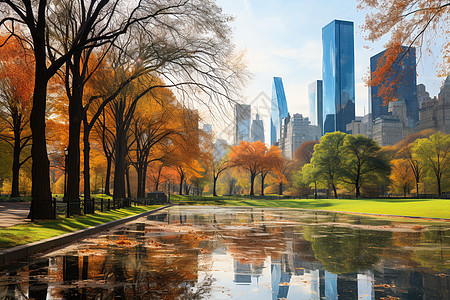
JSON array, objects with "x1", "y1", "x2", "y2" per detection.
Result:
[{"x1": 0, "y1": 205, "x2": 171, "y2": 266}]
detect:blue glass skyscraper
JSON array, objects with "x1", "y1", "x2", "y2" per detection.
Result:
[
  {"x1": 271, "y1": 77, "x2": 289, "y2": 145},
  {"x1": 370, "y1": 46, "x2": 418, "y2": 128},
  {"x1": 322, "y1": 20, "x2": 355, "y2": 133},
  {"x1": 309, "y1": 80, "x2": 323, "y2": 135}
]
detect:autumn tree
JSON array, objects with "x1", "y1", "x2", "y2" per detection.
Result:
[
  {"x1": 393, "y1": 130, "x2": 434, "y2": 194},
  {"x1": 259, "y1": 146, "x2": 283, "y2": 196},
  {"x1": 413, "y1": 132, "x2": 450, "y2": 196},
  {"x1": 229, "y1": 141, "x2": 273, "y2": 196},
  {"x1": 128, "y1": 87, "x2": 178, "y2": 198},
  {"x1": 274, "y1": 158, "x2": 297, "y2": 195},
  {"x1": 0, "y1": 35, "x2": 33, "y2": 197},
  {"x1": 340, "y1": 135, "x2": 391, "y2": 198},
  {"x1": 1, "y1": 0, "x2": 245, "y2": 219},
  {"x1": 309, "y1": 132, "x2": 346, "y2": 198},
  {"x1": 294, "y1": 140, "x2": 319, "y2": 167},
  {"x1": 0, "y1": 0, "x2": 150, "y2": 218},
  {"x1": 359, "y1": 0, "x2": 450, "y2": 104},
  {"x1": 390, "y1": 159, "x2": 415, "y2": 197}
]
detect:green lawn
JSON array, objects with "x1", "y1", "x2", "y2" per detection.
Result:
[
  {"x1": 0, "y1": 205, "x2": 162, "y2": 250},
  {"x1": 171, "y1": 195, "x2": 450, "y2": 219}
]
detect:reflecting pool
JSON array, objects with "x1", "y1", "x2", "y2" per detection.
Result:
[{"x1": 0, "y1": 206, "x2": 449, "y2": 299}]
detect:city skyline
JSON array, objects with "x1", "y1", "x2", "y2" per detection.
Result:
[{"x1": 214, "y1": 0, "x2": 443, "y2": 141}]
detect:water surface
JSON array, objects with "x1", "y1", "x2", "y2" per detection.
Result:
[{"x1": 0, "y1": 206, "x2": 448, "y2": 299}]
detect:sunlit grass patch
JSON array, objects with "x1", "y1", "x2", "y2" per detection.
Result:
[{"x1": 0, "y1": 205, "x2": 162, "y2": 250}]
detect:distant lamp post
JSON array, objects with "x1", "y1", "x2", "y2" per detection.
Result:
[{"x1": 64, "y1": 148, "x2": 68, "y2": 201}]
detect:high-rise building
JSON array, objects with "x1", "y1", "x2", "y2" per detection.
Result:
[
  {"x1": 234, "y1": 104, "x2": 251, "y2": 145},
  {"x1": 370, "y1": 46, "x2": 418, "y2": 128},
  {"x1": 417, "y1": 83, "x2": 430, "y2": 110},
  {"x1": 271, "y1": 77, "x2": 289, "y2": 145},
  {"x1": 308, "y1": 80, "x2": 323, "y2": 135},
  {"x1": 250, "y1": 113, "x2": 265, "y2": 143},
  {"x1": 279, "y1": 113, "x2": 321, "y2": 159},
  {"x1": 322, "y1": 20, "x2": 355, "y2": 133},
  {"x1": 416, "y1": 75, "x2": 450, "y2": 134}
]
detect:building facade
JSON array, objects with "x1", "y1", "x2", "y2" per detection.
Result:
[
  {"x1": 279, "y1": 114, "x2": 321, "y2": 159},
  {"x1": 322, "y1": 19, "x2": 355, "y2": 133},
  {"x1": 271, "y1": 77, "x2": 289, "y2": 145},
  {"x1": 308, "y1": 80, "x2": 323, "y2": 135},
  {"x1": 250, "y1": 113, "x2": 265, "y2": 143},
  {"x1": 370, "y1": 46, "x2": 418, "y2": 128},
  {"x1": 417, "y1": 83, "x2": 430, "y2": 110},
  {"x1": 372, "y1": 114, "x2": 403, "y2": 146},
  {"x1": 416, "y1": 76, "x2": 450, "y2": 134},
  {"x1": 234, "y1": 104, "x2": 251, "y2": 145}
]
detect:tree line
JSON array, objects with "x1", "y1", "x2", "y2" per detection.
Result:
[{"x1": 0, "y1": 0, "x2": 245, "y2": 219}]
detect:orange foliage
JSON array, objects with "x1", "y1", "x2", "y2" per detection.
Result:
[
  {"x1": 390, "y1": 159, "x2": 415, "y2": 196},
  {"x1": 359, "y1": 0, "x2": 450, "y2": 102},
  {"x1": 294, "y1": 140, "x2": 319, "y2": 167}
]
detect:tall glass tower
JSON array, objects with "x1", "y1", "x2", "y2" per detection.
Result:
[
  {"x1": 322, "y1": 20, "x2": 355, "y2": 133},
  {"x1": 308, "y1": 80, "x2": 323, "y2": 135},
  {"x1": 370, "y1": 46, "x2": 418, "y2": 128},
  {"x1": 271, "y1": 77, "x2": 289, "y2": 145}
]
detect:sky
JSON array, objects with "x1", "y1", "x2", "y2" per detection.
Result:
[{"x1": 211, "y1": 0, "x2": 444, "y2": 142}]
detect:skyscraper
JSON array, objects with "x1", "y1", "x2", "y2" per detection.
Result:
[
  {"x1": 322, "y1": 20, "x2": 355, "y2": 133},
  {"x1": 308, "y1": 80, "x2": 323, "y2": 135},
  {"x1": 370, "y1": 46, "x2": 418, "y2": 128},
  {"x1": 234, "y1": 104, "x2": 251, "y2": 145},
  {"x1": 271, "y1": 77, "x2": 289, "y2": 145},
  {"x1": 250, "y1": 113, "x2": 265, "y2": 143}
]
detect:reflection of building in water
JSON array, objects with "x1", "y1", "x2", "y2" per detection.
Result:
[{"x1": 233, "y1": 259, "x2": 263, "y2": 284}]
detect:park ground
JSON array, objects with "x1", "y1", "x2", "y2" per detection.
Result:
[
  {"x1": 171, "y1": 195, "x2": 450, "y2": 220},
  {"x1": 0, "y1": 204, "x2": 162, "y2": 250}
]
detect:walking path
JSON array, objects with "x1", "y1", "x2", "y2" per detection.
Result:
[{"x1": 0, "y1": 202, "x2": 30, "y2": 227}]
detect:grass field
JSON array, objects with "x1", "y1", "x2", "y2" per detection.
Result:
[
  {"x1": 0, "y1": 205, "x2": 162, "y2": 250},
  {"x1": 171, "y1": 195, "x2": 450, "y2": 219}
]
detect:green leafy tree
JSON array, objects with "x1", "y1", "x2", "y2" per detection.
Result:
[
  {"x1": 310, "y1": 132, "x2": 346, "y2": 198},
  {"x1": 413, "y1": 132, "x2": 450, "y2": 196},
  {"x1": 340, "y1": 135, "x2": 391, "y2": 198}
]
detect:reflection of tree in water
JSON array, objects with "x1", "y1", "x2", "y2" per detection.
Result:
[
  {"x1": 222, "y1": 225, "x2": 287, "y2": 265},
  {"x1": 303, "y1": 225, "x2": 392, "y2": 274},
  {"x1": 412, "y1": 229, "x2": 450, "y2": 272},
  {"x1": 4, "y1": 223, "x2": 215, "y2": 299}
]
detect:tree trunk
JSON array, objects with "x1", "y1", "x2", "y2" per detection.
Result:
[
  {"x1": 126, "y1": 165, "x2": 131, "y2": 198},
  {"x1": 179, "y1": 173, "x2": 184, "y2": 195},
  {"x1": 11, "y1": 113, "x2": 21, "y2": 197},
  {"x1": 249, "y1": 173, "x2": 256, "y2": 196},
  {"x1": 437, "y1": 175, "x2": 441, "y2": 197},
  {"x1": 355, "y1": 181, "x2": 360, "y2": 198},
  {"x1": 83, "y1": 121, "x2": 92, "y2": 213},
  {"x1": 29, "y1": 59, "x2": 53, "y2": 220},
  {"x1": 105, "y1": 156, "x2": 112, "y2": 195},
  {"x1": 136, "y1": 164, "x2": 143, "y2": 198},
  {"x1": 143, "y1": 162, "x2": 149, "y2": 195},
  {"x1": 332, "y1": 183, "x2": 338, "y2": 199},
  {"x1": 113, "y1": 107, "x2": 126, "y2": 200},
  {"x1": 261, "y1": 173, "x2": 266, "y2": 196},
  {"x1": 66, "y1": 115, "x2": 82, "y2": 214},
  {"x1": 416, "y1": 180, "x2": 419, "y2": 196},
  {"x1": 66, "y1": 56, "x2": 83, "y2": 215},
  {"x1": 213, "y1": 175, "x2": 218, "y2": 197},
  {"x1": 278, "y1": 182, "x2": 283, "y2": 196}
]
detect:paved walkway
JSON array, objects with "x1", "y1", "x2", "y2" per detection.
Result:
[{"x1": 0, "y1": 202, "x2": 31, "y2": 227}]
